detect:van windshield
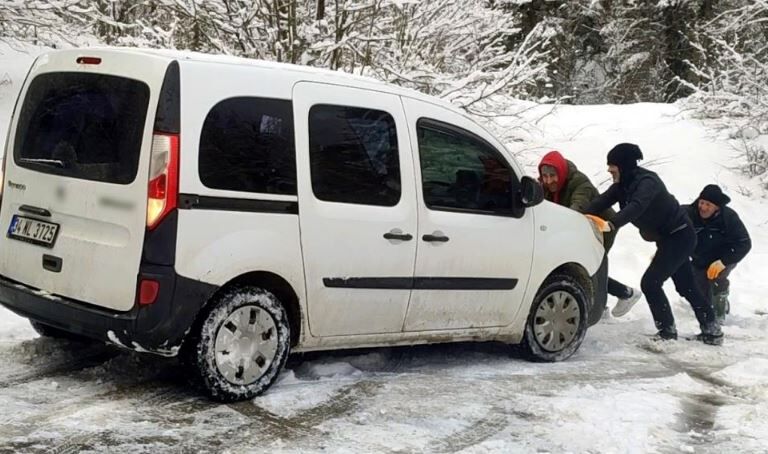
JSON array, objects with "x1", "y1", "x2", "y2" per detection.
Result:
[{"x1": 13, "y1": 72, "x2": 150, "y2": 184}]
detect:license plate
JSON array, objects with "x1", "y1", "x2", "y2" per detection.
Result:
[{"x1": 7, "y1": 215, "x2": 60, "y2": 248}]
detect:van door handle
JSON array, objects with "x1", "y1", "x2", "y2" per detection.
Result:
[
  {"x1": 422, "y1": 233, "x2": 450, "y2": 243},
  {"x1": 383, "y1": 231, "x2": 413, "y2": 241},
  {"x1": 42, "y1": 254, "x2": 62, "y2": 273},
  {"x1": 20, "y1": 205, "x2": 52, "y2": 217}
]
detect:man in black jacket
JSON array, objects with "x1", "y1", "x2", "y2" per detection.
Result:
[
  {"x1": 584, "y1": 143, "x2": 722, "y2": 345},
  {"x1": 686, "y1": 184, "x2": 751, "y2": 323}
]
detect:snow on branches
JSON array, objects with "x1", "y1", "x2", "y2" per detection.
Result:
[{"x1": 1, "y1": 0, "x2": 551, "y2": 114}]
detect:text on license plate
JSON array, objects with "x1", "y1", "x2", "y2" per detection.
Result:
[{"x1": 8, "y1": 215, "x2": 59, "y2": 247}]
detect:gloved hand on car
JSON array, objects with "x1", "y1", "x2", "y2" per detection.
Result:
[{"x1": 585, "y1": 214, "x2": 613, "y2": 233}]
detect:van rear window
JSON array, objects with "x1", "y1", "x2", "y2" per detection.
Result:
[{"x1": 13, "y1": 72, "x2": 150, "y2": 184}]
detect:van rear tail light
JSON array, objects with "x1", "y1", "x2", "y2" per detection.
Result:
[
  {"x1": 138, "y1": 278, "x2": 160, "y2": 306},
  {"x1": 147, "y1": 132, "x2": 179, "y2": 230}
]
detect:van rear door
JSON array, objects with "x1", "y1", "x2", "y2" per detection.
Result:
[{"x1": 0, "y1": 49, "x2": 173, "y2": 311}]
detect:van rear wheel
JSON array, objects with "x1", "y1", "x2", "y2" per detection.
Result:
[
  {"x1": 521, "y1": 274, "x2": 588, "y2": 362},
  {"x1": 185, "y1": 286, "x2": 291, "y2": 402}
]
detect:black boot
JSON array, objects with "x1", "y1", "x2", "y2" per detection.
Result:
[
  {"x1": 651, "y1": 327, "x2": 678, "y2": 341},
  {"x1": 690, "y1": 322, "x2": 723, "y2": 346}
]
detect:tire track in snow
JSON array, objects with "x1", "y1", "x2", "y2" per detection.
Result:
[
  {"x1": 1, "y1": 379, "x2": 314, "y2": 451},
  {"x1": 196, "y1": 379, "x2": 386, "y2": 451},
  {"x1": 7, "y1": 430, "x2": 181, "y2": 454},
  {"x1": 0, "y1": 348, "x2": 119, "y2": 389},
  {"x1": 427, "y1": 408, "x2": 511, "y2": 453},
  {"x1": 635, "y1": 342, "x2": 759, "y2": 451},
  {"x1": 0, "y1": 383, "x2": 219, "y2": 453},
  {"x1": 0, "y1": 353, "x2": 201, "y2": 448},
  {"x1": 673, "y1": 392, "x2": 730, "y2": 446}
]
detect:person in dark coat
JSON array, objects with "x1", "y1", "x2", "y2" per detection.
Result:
[
  {"x1": 538, "y1": 150, "x2": 641, "y2": 317},
  {"x1": 584, "y1": 143, "x2": 722, "y2": 345},
  {"x1": 685, "y1": 184, "x2": 751, "y2": 323}
]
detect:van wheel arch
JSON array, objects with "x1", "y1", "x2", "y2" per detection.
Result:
[
  {"x1": 187, "y1": 271, "x2": 302, "y2": 349},
  {"x1": 547, "y1": 263, "x2": 594, "y2": 302}
]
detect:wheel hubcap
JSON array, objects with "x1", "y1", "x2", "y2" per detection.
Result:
[
  {"x1": 214, "y1": 305, "x2": 279, "y2": 385},
  {"x1": 533, "y1": 290, "x2": 581, "y2": 352}
]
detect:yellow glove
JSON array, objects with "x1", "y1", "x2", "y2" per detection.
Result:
[
  {"x1": 585, "y1": 214, "x2": 612, "y2": 232},
  {"x1": 707, "y1": 260, "x2": 726, "y2": 280}
]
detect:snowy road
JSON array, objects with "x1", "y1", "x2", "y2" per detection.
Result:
[{"x1": 1, "y1": 317, "x2": 767, "y2": 453}]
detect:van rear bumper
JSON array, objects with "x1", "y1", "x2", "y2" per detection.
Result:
[{"x1": 0, "y1": 267, "x2": 217, "y2": 356}]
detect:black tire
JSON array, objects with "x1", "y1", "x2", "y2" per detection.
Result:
[
  {"x1": 521, "y1": 274, "x2": 588, "y2": 362},
  {"x1": 184, "y1": 286, "x2": 291, "y2": 402},
  {"x1": 30, "y1": 320, "x2": 91, "y2": 342}
]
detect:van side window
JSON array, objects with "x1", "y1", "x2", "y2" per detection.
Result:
[
  {"x1": 199, "y1": 97, "x2": 296, "y2": 195},
  {"x1": 417, "y1": 119, "x2": 515, "y2": 214},
  {"x1": 308, "y1": 105, "x2": 401, "y2": 206}
]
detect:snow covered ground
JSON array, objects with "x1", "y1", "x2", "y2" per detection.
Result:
[{"x1": 1, "y1": 45, "x2": 767, "y2": 453}]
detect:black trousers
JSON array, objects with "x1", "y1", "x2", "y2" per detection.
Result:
[
  {"x1": 640, "y1": 225, "x2": 716, "y2": 332},
  {"x1": 692, "y1": 264, "x2": 736, "y2": 320},
  {"x1": 608, "y1": 278, "x2": 632, "y2": 299},
  {"x1": 692, "y1": 264, "x2": 736, "y2": 302},
  {"x1": 604, "y1": 231, "x2": 632, "y2": 300}
]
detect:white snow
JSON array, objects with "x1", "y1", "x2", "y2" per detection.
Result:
[
  {"x1": 714, "y1": 359, "x2": 768, "y2": 387},
  {"x1": 1, "y1": 46, "x2": 767, "y2": 452}
]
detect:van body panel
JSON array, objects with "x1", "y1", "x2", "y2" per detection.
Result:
[
  {"x1": 0, "y1": 49, "x2": 173, "y2": 311},
  {"x1": 172, "y1": 59, "x2": 307, "y2": 332},
  {"x1": 174, "y1": 60, "x2": 297, "y2": 199},
  {"x1": 399, "y1": 97, "x2": 536, "y2": 331},
  {"x1": 293, "y1": 81, "x2": 419, "y2": 337},
  {"x1": 174, "y1": 207, "x2": 306, "y2": 305}
]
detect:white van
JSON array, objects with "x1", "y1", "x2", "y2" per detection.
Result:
[{"x1": 0, "y1": 48, "x2": 607, "y2": 401}]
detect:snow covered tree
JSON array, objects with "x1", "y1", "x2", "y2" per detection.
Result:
[
  {"x1": 685, "y1": 0, "x2": 768, "y2": 183},
  {"x1": 3, "y1": 0, "x2": 765, "y2": 125},
  {"x1": 689, "y1": 1, "x2": 768, "y2": 127},
  {"x1": 52, "y1": 0, "x2": 552, "y2": 113},
  {"x1": 0, "y1": 1, "x2": 81, "y2": 46},
  {"x1": 344, "y1": 0, "x2": 551, "y2": 110}
]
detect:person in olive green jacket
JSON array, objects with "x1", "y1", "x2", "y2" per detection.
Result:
[{"x1": 538, "y1": 150, "x2": 641, "y2": 317}]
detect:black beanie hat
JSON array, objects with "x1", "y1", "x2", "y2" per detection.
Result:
[
  {"x1": 607, "y1": 143, "x2": 644, "y2": 171},
  {"x1": 699, "y1": 184, "x2": 730, "y2": 207}
]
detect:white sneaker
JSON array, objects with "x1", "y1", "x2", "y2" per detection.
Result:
[{"x1": 612, "y1": 288, "x2": 642, "y2": 317}]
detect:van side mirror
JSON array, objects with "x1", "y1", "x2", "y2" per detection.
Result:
[{"x1": 519, "y1": 176, "x2": 544, "y2": 208}]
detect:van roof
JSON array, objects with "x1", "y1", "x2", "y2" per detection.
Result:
[
  {"x1": 40, "y1": 47, "x2": 506, "y2": 154},
  {"x1": 62, "y1": 47, "x2": 471, "y2": 119}
]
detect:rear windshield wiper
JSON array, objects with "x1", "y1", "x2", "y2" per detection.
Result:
[{"x1": 18, "y1": 158, "x2": 66, "y2": 168}]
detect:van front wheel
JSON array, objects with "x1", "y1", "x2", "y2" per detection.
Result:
[
  {"x1": 186, "y1": 286, "x2": 291, "y2": 402},
  {"x1": 521, "y1": 274, "x2": 588, "y2": 362}
]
